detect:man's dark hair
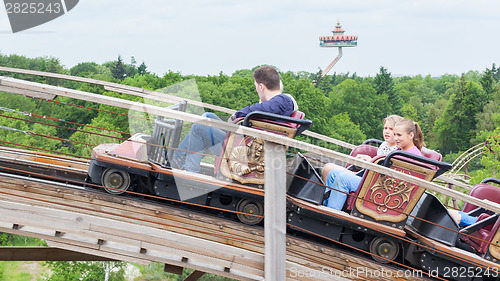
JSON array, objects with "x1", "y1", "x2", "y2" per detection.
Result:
[{"x1": 253, "y1": 66, "x2": 280, "y2": 91}]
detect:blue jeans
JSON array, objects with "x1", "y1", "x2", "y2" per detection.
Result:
[
  {"x1": 458, "y1": 211, "x2": 479, "y2": 227},
  {"x1": 323, "y1": 169, "x2": 362, "y2": 210},
  {"x1": 172, "y1": 112, "x2": 227, "y2": 172}
]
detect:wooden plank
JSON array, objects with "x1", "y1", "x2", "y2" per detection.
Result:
[
  {"x1": 0, "y1": 176, "x2": 266, "y2": 254},
  {"x1": 103, "y1": 85, "x2": 233, "y2": 116},
  {"x1": 0, "y1": 146, "x2": 89, "y2": 169},
  {"x1": 301, "y1": 130, "x2": 356, "y2": 150},
  {"x1": 0, "y1": 159, "x2": 468, "y2": 278},
  {"x1": 0, "y1": 247, "x2": 115, "y2": 261},
  {"x1": 0, "y1": 225, "x2": 102, "y2": 251},
  {"x1": 51, "y1": 241, "x2": 263, "y2": 281},
  {"x1": 0, "y1": 198, "x2": 263, "y2": 268},
  {"x1": 285, "y1": 236, "x2": 430, "y2": 281},
  {"x1": 264, "y1": 141, "x2": 287, "y2": 281},
  {"x1": 0, "y1": 200, "x2": 264, "y2": 280},
  {"x1": 0, "y1": 176, "x2": 355, "y2": 279},
  {"x1": 46, "y1": 241, "x2": 151, "y2": 266},
  {"x1": 435, "y1": 175, "x2": 473, "y2": 191},
  {"x1": 0, "y1": 146, "x2": 90, "y2": 164},
  {"x1": 0, "y1": 159, "x2": 264, "y2": 257},
  {"x1": 184, "y1": 270, "x2": 205, "y2": 281},
  {"x1": 164, "y1": 263, "x2": 184, "y2": 275},
  {"x1": 0, "y1": 176, "x2": 265, "y2": 248},
  {"x1": 0, "y1": 158, "x2": 87, "y2": 182},
  {"x1": 0, "y1": 84, "x2": 56, "y2": 100},
  {"x1": 0, "y1": 194, "x2": 266, "y2": 271},
  {"x1": 0, "y1": 76, "x2": 243, "y2": 135}
]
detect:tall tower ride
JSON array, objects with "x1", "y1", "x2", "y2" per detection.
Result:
[{"x1": 319, "y1": 20, "x2": 358, "y2": 77}]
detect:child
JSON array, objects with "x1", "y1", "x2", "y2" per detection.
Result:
[
  {"x1": 395, "y1": 119, "x2": 480, "y2": 227},
  {"x1": 356, "y1": 115, "x2": 404, "y2": 161},
  {"x1": 323, "y1": 115, "x2": 413, "y2": 211},
  {"x1": 321, "y1": 115, "x2": 403, "y2": 181},
  {"x1": 393, "y1": 118, "x2": 425, "y2": 156}
]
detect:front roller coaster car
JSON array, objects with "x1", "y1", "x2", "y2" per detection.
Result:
[{"x1": 86, "y1": 102, "x2": 312, "y2": 226}]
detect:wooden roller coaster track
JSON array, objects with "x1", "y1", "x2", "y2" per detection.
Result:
[{"x1": 0, "y1": 147, "x2": 429, "y2": 281}]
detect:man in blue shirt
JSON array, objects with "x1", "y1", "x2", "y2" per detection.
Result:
[{"x1": 172, "y1": 65, "x2": 295, "y2": 173}]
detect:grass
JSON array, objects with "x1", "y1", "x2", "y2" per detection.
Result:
[{"x1": 0, "y1": 261, "x2": 40, "y2": 281}]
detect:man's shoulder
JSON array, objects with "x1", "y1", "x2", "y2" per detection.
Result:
[{"x1": 273, "y1": 93, "x2": 298, "y2": 111}]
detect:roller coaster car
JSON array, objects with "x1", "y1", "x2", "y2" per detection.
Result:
[
  {"x1": 404, "y1": 177, "x2": 500, "y2": 279},
  {"x1": 86, "y1": 100, "x2": 312, "y2": 225},
  {"x1": 215, "y1": 110, "x2": 311, "y2": 186},
  {"x1": 286, "y1": 148, "x2": 452, "y2": 264},
  {"x1": 460, "y1": 178, "x2": 500, "y2": 258}
]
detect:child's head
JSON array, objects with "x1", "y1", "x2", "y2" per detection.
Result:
[
  {"x1": 382, "y1": 115, "x2": 403, "y2": 146},
  {"x1": 394, "y1": 119, "x2": 425, "y2": 151}
]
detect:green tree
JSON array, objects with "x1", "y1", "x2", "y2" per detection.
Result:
[
  {"x1": 324, "y1": 113, "x2": 366, "y2": 145},
  {"x1": 111, "y1": 56, "x2": 127, "y2": 81},
  {"x1": 40, "y1": 261, "x2": 126, "y2": 281},
  {"x1": 125, "y1": 57, "x2": 141, "y2": 78},
  {"x1": 401, "y1": 103, "x2": 418, "y2": 121},
  {"x1": 480, "y1": 67, "x2": 496, "y2": 100},
  {"x1": 434, "y1": 75, "x2": 489, "y2": 153},
  {"x1": 70, "y1": 62, "x2": 99, "y2": 77},
  {"x1": 474, "y1": 85, "x2": 500, "y2": 137},
  {"x1": 329, "y1": 79, "x2": 390, "y2": 139},
  {"x1": 425, "y1": 99, "x2": 448, "y2": 148},
  {"x1": 282, "y1": 74, "x2": 329, "y2": 134},
  {"x1": 492, "y1": 63, "x2": 500, "y2": 82},
  {"x1": 394, "y1": 75, "x2": 437, "y2": 104},
  {"x1": 432, "y1": 74, "x2": 459, "y2": 98},
  {"x1": 315, "y1": 72, "x2": 335, "y2": 95},
  {"x1": 374, "y1": 66, "x2": 401, "y2": 114},
  {"x1": 138, "y1": 62, "x2": 149, "y2": 75}
]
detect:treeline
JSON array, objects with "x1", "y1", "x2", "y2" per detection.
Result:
[{"x1": 0, "y1": 53, "x2": 498, "y2": 183}]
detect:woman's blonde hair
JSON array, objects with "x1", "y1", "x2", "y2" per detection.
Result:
[{"x1": 395, "y1": 119, "x2": 425, "y2": 150}]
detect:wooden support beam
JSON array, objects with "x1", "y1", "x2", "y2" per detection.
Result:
[
  {"x1": 0, "y1": 247, "x2": 115, "y2": 261},
  {"x1": 184, "y1": 270, "x2": 205, "y2": 281},
  {"x1": 264, "y1": 141, "x2": 286, "y2": 281},
  {"x1": 164, "y1": 263, "x2": 184, "y2": 275},
  {"x1": 0, "y1": 85, "x2": 56, "y2": 100}
]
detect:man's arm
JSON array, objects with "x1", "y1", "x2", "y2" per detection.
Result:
[{"x1": 234, "y1": 94, "x2": 294, "y2": 119}]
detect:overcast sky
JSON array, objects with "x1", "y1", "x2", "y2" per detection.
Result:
[{"x1": 1, "y1": 0, "x2": 499, "y2": 77}]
